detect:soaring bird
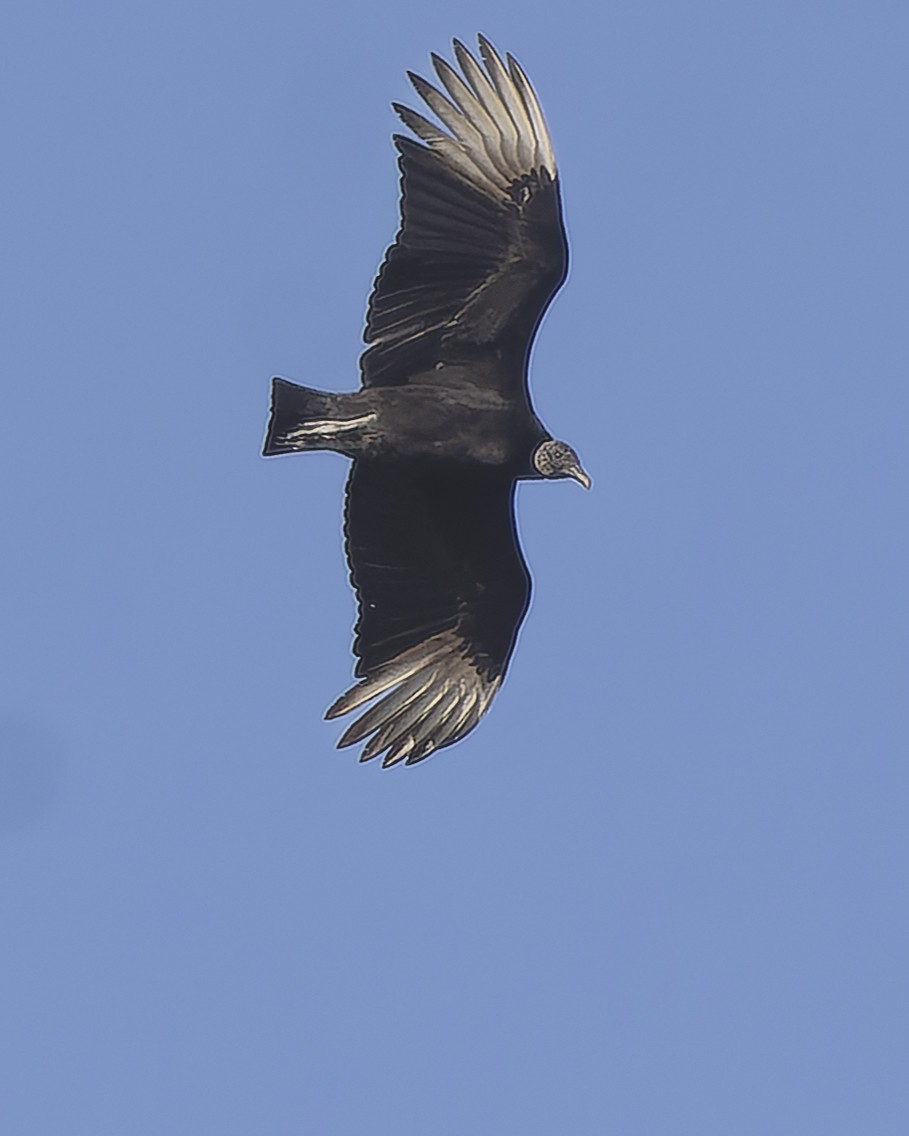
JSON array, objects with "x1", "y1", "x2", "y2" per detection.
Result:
[{"x1": 264, "y1": 36, "x2": 589, "y2": 767}]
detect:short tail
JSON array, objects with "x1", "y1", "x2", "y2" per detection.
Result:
[{"x1": 262, "y1": 378, "x2": 343, "y2": 455}]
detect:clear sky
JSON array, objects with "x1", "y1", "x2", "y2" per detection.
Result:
[{"x1": 2, "y1": 1, "x2": 908, "y2": 1132}]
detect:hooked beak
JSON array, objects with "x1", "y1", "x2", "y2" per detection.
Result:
[{"x1": 568, "y1": 464, "x2": 592, "y2": 490}]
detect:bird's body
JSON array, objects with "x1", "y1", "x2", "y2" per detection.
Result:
[
  {"x1": 268, "y1": 372, "x2": 547, "y2": 470},
  {"x1": 264, "y1": 37, "x2": 588, "y2": 767}
]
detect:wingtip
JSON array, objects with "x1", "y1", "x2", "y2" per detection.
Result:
[
  {"x1": 324, "y1": 697, "x2": 345, "y2": 721},
  {"x1": 407, "y1": 69, "x2": 430, "y2": 95},
  {"x1": 451, "y1": 37, "x2": 475, "y2": 75},
  {"x1": 395, "y1": 35, "x2": 557, "y2": 196}
]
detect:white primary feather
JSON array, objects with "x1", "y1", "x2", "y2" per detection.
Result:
[
  {"x1": 397, "y1": 36, "x2": 558, "y2": 200},
  {"x1": 326, "y1": 628, "x2": 503, "y2": 767}
]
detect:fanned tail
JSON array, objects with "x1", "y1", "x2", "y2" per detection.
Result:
[{"x1": 263, "y1": 379, "x2": 348, "y2": 455}]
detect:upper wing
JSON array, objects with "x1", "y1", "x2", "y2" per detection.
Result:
[
  {"x1": 361, "y1": 36, "x2": 568, "y2": 390},
  {"x1": 326, "y1": 459, "x2": 531, "y2": 766}
]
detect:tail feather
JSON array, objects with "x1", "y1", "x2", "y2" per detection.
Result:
[{"x1": 262, "y1": 378, "x2": 341, "y2": 455}]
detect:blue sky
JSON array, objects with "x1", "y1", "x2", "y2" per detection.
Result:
[{"x1": 2, "y1": 1, "x2": 908, "y2": 1132}]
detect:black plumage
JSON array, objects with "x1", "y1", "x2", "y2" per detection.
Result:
[{"x1": 263, "y1": 36, "x2": 589, "y2": 767}]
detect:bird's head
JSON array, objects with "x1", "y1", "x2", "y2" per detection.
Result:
[{"x1": 532, "y1": 439, "x2": 591, "y2": 489}]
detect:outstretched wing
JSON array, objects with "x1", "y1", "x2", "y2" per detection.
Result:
[
  {"x1": 361, "y1": 36, "x2": 568, "y2": 389},
  {"x1": 326, "y1": 460, "x2": 531, "y2": 766}
]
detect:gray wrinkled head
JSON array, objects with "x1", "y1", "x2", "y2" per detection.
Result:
[{"x1": 532, "y1": 440, "x2": 592, "y2": 489}]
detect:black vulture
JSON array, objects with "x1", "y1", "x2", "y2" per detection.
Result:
[{"x1": 263, "y1": 36, "x2": 589, "y2": 767}]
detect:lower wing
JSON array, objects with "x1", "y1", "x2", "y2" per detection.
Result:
[{"x1": 327, "y1": 460, "x2": 531, "y2": 766}]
